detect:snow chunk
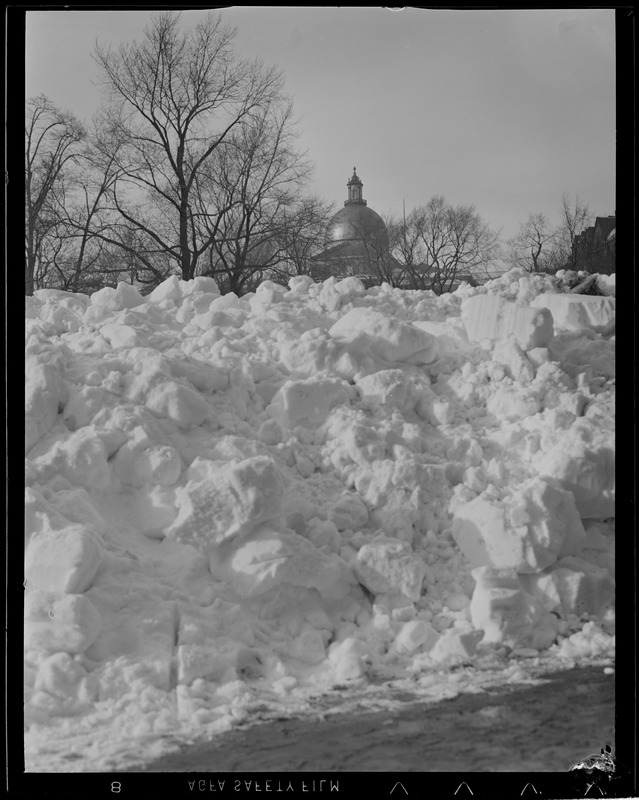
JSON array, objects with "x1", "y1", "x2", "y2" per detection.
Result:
[
  {"x1": 266, "y1": 378, "x2": 352, "y2": 428},
  {"x1": 531, "y1": 293, "x2": 615, "y2": 333},
  {"x1": 461, "y1": 294, "x2": 554, "y2": 350},
  {"x1": 328, "y1": 492, "x2": 369, "y2": 532},
  {"x1": 25, "y1": 356, "x2": 68, "y2": 452},
  {"x1": 25, "y1": 591, "x2": 102, "y2": 654},
  {"x1": 90, "y1": 282, "x2": 144, "y2": 311},
  {"x1": 492, "y1": 338, "x2": 535, "y2": 384},
  {"x1": 100, "y1": 323, "x2": 144, "y2": 349},
  {"x1": 595, "y1": 274, "x2": 615, "y2": 296},
  {"x1": 452, "y1": 479, "x2": 586, "y2": 574},
  {"x1": 148, "y1": 275, "x2": 182, "y2": 305},
  {"x1": 180, "y1": 276, "x2": 220, "y2": 296},
  {"x1": 430, "y1": 628, "x2": 483, "y2": 663},
  {"x1": 328, "y1": 637, "x2": 371, "y2": 681},
  {"x1": 177, "y1": 642, "x2": 261, "y2": 686},
  {"x1": 354, "y1": 539, "x2": 427, "y2": 601},
  {"x1": 145, "y1": 382, "x2": 211, "y2": 429},
  {"x1": 553, "y1": 621, "x2": 614, "y2": 660},
  {"x1": 210, "y1": 527, "x2": 348, "y2": 600},
  {"x1": 533, "y1": 422, "x2": 614, "y2": 519},
  {"x1": 33, "y1": 652, "x2": 95, "y2": 710},
  {"x1": 519, "y1": 557, "x2": 614, "y2": 617},
  {"x1": 469, "y1": 566, "x2": 558, "y2": 650},
  {"x1": 288, "y1": 275, "x2": 315, "y2": 293},
  {"x1": 329, "y1": 308, "x2": 438, "y2": 364},
  {"x1": 25, "y1": 525, "x2": 104, "y2": 594},
  {"x1": 165, "y1": 456, "x2": 285, "y2": 548},
  {"x1": 394, "y1": 620, "x2": 440, "y2": 654},
  {"x1": 30, "y1": 428, "x2": 113, "y2": 490}
]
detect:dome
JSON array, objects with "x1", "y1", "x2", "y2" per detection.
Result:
[
  {"x1": 324, "y1": 168, "x2": 389, "y2": 250},
  {"x1": 325, "y1": 204, "x2": 389, "y2": 249}
]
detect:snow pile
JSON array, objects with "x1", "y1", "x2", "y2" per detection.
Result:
[{"x1": 24, "y1": 270, "x2": 615, "y2": 770}]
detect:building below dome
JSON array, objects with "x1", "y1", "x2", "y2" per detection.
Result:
[{"x1": 310, "y1": 168, "x2": 400, "y2": 285}]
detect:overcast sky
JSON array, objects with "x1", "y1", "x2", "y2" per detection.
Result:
[{"x1": 25, "y1": 7, "x2": 616, "y2": 240}]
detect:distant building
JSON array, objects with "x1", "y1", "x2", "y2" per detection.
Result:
[
  {"x1": 571, "y1": 215, "x2": 615, "y2": 274},
  {"x1": 309, "y1": 168, "x2": 401, "y2": 285}
]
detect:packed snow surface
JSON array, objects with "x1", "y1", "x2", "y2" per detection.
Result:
[{"x1": 24, "y1": 269, "x2": 615, "y2": 771}]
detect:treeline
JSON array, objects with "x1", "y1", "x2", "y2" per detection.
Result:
[
  {"x1": 25, "y1": 12, "x2": 611, "y2": 297},
  {"x1": 25, "y1": 12, "x2": 333, "y2": 296}
]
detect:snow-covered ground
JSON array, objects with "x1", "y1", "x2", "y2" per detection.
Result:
[{"x1": 24, "y1": 269, "x2": 615, "y2": 772}]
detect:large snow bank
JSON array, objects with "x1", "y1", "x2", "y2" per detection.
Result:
[{"x1": 24, "y1": 271, "x2": 615, "y2": 771}]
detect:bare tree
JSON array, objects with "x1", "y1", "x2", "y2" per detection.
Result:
[
  {"x1": 507, "y1": 212, "x2": 560, "y2": 274},
  {"x1": 269, "y1": 195, "x2": 334, "y2": 283},
  {"x1": 197, "y1": 99, "x2": 313, "y2": 294},
  {"x1": 392, "y1": 197, "x2": 500, "y2": 292},
  {"x1": 93, "y1": 12, "x2": 290, "y2": 281},
  {"x1": 555, "y1": 193, "x2": 594, "y2": 270},
  {"x1": 25, "y1": 95, "x2": 86, "y2": 294},
  {"x1": 507, "y1": 195, "x2": 598, "y2": 275}
]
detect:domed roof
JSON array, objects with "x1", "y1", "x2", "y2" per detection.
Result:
[
  {"x1": 324, "y1": 168, "x2": 389, "y2": 250},
  {"x1": 325, "y1": 204, "x2": 389, "y2": 249}
]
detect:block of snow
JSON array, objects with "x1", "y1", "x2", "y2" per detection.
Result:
[
  {"x1": 355, "y1": 370, "x2": 410, "y2": 411},
  {"x1": 533, "y1": 426, "x2": 615, "y2": 519},
  {"x1": 34, "y1": 288, "x2": 89, "y2": 305},
  {"x1": 145, "y1": 381, "x2": 210, "y2": 429},
  {"x1": 417, "y1": 396, "x2": 455, "y2": 426},
  {"x1": 430, "y1": 628, "x2": 484, "y2": 662},
  {"x1": 266, "y1": 378, "x2": 352, "y2": 428},
  {"x1": 329, "y1": 308, "x2": 438, "y2": 365},
  {"x1": 328, "y1": 636, "x2": 371, "y2": 681},
  {"x1": 288, "y1": 275, "x2": 315, "y2": 293},
  {"x1": 469, "y1": 566, "x2": 558, "y2": 650},
  {"x1": 100, "y1": 323, "x2": 143, "y2": 349},
  {"x1": 176, "y1": 642, "x2": 260, "y2": 685},
  {"x1": 412, "y1": 318, "x2": 470, "y2": 353},
  {"x1": 165, "y1": 456, "x2": 285, "y2": 548},
  {"x1": 553, "y1": 621, "x2": 614, "y2": 661},
  {"x1": 90, "y1": 282, "x2": 144, "y2": 311},
  {"x1": 277, "y1": 332, "x2": 357, "y2": 380},
  {"x1": 211, "y1": 527, "x2": 347, "y2": 600},
  {"x1": 531, "y1": 293, "x2": 615, "y2": 333},
  {"x1": 328, "y1": 493, "x2": 369, "y2": 531},
  {"x1": 133, "y1": 445, "x2": 183, "y2": 486},
  {"x1": 278, "y1": 629, "x2": 327, "y2": 665},
  {"x1": 492, "y1": 338, "x2": 535, "y2": 384},
  {"x1": 595, "y1": 274, "x2": 615, "y2": 296},
  {"x1": 210, "y1": 292, "x2": 242, "y2": 312},
  {"x1": 461, "y1": 294, "x2": 554, "y2": 350},
  {"x1": 178, "y1": 602, "x2": 256, "y2": 648},
  {"x1": 452, "y1": 479, "x2": 586, "y2": 574},
  {"x1": 33, "y1": 652, "x2": 94, "y2": 704},
  {"x1": 354, "y1": 539, "x2": 427, "y2": 601},
  {"x1": 485, "y1": 385, "x2": 543, "y2": 422},
  {"x1": 24, "y1": 591, "x2": 102, "y2": 654},
  {"x1": 25, "y1": 525, "x2": 104, "y2": 594},
  {"x1": 394, "y1": 620, "x2": 440, "y2": 654},
  {"x1": 519, "y1": 557, "x2": 614, "y2": 617},
  {"x1": 83, "y1": 594, "x2": 178, "y2": 691},
  {"x1": 32, "y1": 428, "x2": 112, "y2": 490},
  {"x1": 148, "y1": 275, "x2": 182, "y2": 305},
  {"x1": 38, "y1": 302, "x2": 83, "y2": 334},
  {"x1": 25, "y1": 360, "x2": 68, "y2": 453},
  {"x1": 133, "y1": 486, "x2": 180, "y2": 536},
  {"x1": 180, "y1": 276, "x2": 220, "y2": 296},
  {"x1": 334, "y1": 276, "x2": 366, "y2": 297}
]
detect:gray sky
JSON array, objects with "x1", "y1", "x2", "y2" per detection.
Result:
[{"x1": 26, "y1": 7, "x2": 616, "y2": 240}]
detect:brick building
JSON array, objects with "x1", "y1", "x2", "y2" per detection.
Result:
[{"x1": 571, "y1": 215, "x2": 615, "y2": 274}]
